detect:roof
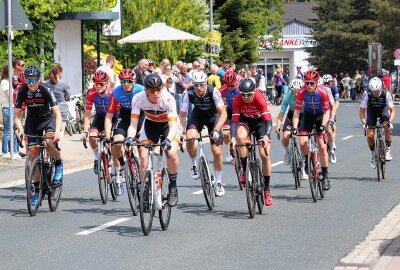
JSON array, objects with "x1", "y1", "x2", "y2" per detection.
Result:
[{"x1": 282, "y1": 2, "x2": 319, "y2": 26}]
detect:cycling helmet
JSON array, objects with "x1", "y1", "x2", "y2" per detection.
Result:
[
  {"x1": 192, "y1": 71, "x2": 208, "y2": 83},
  {"x1": 23, "y1": 65, "x2": 41, "y2": 77},
  {"x1": 18, "y1": 73, "x2": 26, "y2": 84},
  {"x1": 368, "y1": 77, "x2": 383, "y2": 92},
  {"x1": 239, "y1": 78, "x2": 256, "y2": 93},
  {"x1": 118, "y1": 68, "x2": 135, "y2": 80},
  {"x1": 144, "y1": 73, "x2": 163, "y2": 89},
  {"x1": 93, "y1": 70, "x2": 109, "y2": 83},
  {"x1": 289, "y1": 79, "x2": 304, "y2": 91},
  {"x1": 322, "y1": 74, "x2": 333, "y2": 83},
  {"x1": 223, "y1": 70, "x2": 237, "y2": 85},
  {"x1": 304, "y1": 70, "x2": 320, "y2": 82}
]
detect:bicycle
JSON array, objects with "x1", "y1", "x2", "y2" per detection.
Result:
[
  {"x1": 265, "y1": 86, "x2": 275, "y2": 105},
  {"x1": 234, "y1": 132, "x2": 266, "y2": 218},
  {"x1": 186, "y1": 135, "x2": 216, "y2": 210},
  {"x1": 65, "y1": 109, "x2": 77, "y2": 136},
  {"x1": 73, "y1": 95, "x2": 85, "y2": 134},
  {"x1": 130, "y1": 141, "x2": 172, "y2": 236},
  {"x1": 83, "y1": 133, "x2": 117, "y2": 204},
  {"x1": 24, "y1": 135, "x2": 62, "y2": 216},
  {"x1": 278, "y1": 132, "x2": 302, "y2": 189},
  {"x1": 367, "y1": 119, "x2": 388, "y2": 181},
  {"x1": 122, "y1": 141, "x2": 140, "y2": 216},
  {"x1": 231, "y1": 143, "x2": 244, "y2": 190}
]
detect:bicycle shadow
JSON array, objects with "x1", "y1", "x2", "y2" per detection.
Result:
[
  {"x1": 272, "y1": 194, "x2": 317, "y2": 204},
  {"x1": 62, "y1": 206, "x2": 133, "y2": 217},
  {"x1": 331, "y1": 176, "x2": 379, "y2": 183},
  {"x1": 61, "y1": 196, "x2": 104, "y2": 206},
  {"x1": 176, "y1": 202, "x2": 253, "y2": 220},
  {"x1": 76, "y1": 224, "x2": 146, "y2": 238},
  {"x1": 0, "y1": 207, "x2": 32, "y2": 217}
]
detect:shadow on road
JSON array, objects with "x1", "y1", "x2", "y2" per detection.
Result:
[
  {"x1": 272, "y1": 194, "x2": 317, "y2": 204},
  {"x1": 77, "y1": 224, "x2": 145, "y2": 238},
  {"x1": 62, "y1": 206, "x2": 132, "y2": 217},
  {"x1": 332, "y1": 176, "x2": 378, "y2": 182},
  {"x1": 176, "y1": 202, "x2": 252, "y2": 220}
]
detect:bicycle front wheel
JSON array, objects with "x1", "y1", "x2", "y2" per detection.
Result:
[
  {"x1": 308, "y1": 153, "x2": 318, "y2": 202},
  {"x1": 139, "y1": 170, "x2": 154, "y2": 236},
  {"x1": 159, "y1": 168, "x2": 171, "y2": 231},
  {"x1": 125, "y1": 156, "x2": 139, "y2": 216},
  {"x1": 27, "y1": 156, "x2": 43, "y2": 216},
  {"x1": 48, "y1": 157, "x2": 63, "y2": 212},
  {"x1": 376, "y1": 137, "x2": 381, "y2": 182},
  {"x1": 256, "y1": 160, "x2": 264, "y2": 214},
  {"x1": 98, "y1": 155, "x2": 108, "y2": 204},
  {"x1": 199, "y1": 156, "x2": 215, "y2": 210},
  {"x1": 233, "y1": 148, "x2": 243, "y2": 190},
  {"x1": 245, "y1": 159, "x2": 256, "y2": 218}
]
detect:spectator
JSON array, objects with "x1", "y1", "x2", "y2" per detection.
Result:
[
  {"x1": 0, "y1": 65, "x2": 19, "y2": 159},
  {"x1": 271, "y1": 65, "x2": 286, "y2": 104},
  {"x1": 295, "y1": 65, "x2": 304, "y2": 80},
  {"x1": 163, "y1": 77, "x2": 175, "y2": 96},
  {"x1": 11, "y1": 58, "x2": 25, "y2": 89},
  {"x1": 175, "y1": 63, "x2": 192, "y2": 114},
  {"x1": 207, "y1": 64, "x2": 222, "y2": 89},
  {"x1": 218, "y1": 59, "x2": 230, "y2": 81},
  {"x1": 161, "y1": 64, "x2": 176, "y2": 95},
  {"x1": 237, "y1": 69, "x2": 246, "y2": 82},
  {"x1": 146, "y1": 59, "x2": 154, "y2": 75},
  {"x1": 246, "y1": 70, "x2": 255, "y2": 84},
  {"x1": 257, "y1": 69, "x2": 266, "y2": 92},
  {"x1": 354, "y1": 70, "x2": 362, "y2": 101},
  {"x1": 133, "y1": 58, "x2": 149, "y2": 86},
  {"x1": 382, "y1": 69, "x2": 392, "y2": 100},
  {"x1": 251, "y1": 65, "x2": 261, "y2": 88},
  {"x1": 341, "y1": 72, "x2": 352, "y2": 99},
  {"x1": 361, "y1": 71, "x2": 369, "y2": 93},
  {"x1": 43, "y1": 65, "x2": 71, "y2": 142},
  {"x1": 97, "y1": 55, "x2": 119, "y2": 88}
]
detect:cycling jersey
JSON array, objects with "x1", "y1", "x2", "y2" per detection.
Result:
[
  {"x1": 181, "y1": 85, "x2": 224, "y2": 115},
  {"x1": 15, "y1": 84, "x2": 58, "y2": 122},
  {"x1": 220, "y1": 85, "x2": 240, "y2": 110},
  {"x1": 107, "y1": 84, "x2": 144, "y2": 116},
  {"x1": 131, "y1": 89, "x2": 177, "y2": 123},
  {"x1": 330, "y1": 85, "x2": 340, "y2": 101},
  {"x1": 360, "y1": 90, "x2": 394, "y2": 111},
  {"x1": 85, "y1": 88, "x2": 115, "y2": 118},
  {"x1": 295, "y1": 85, "x2": 330, "y2": 114},
  {"x1": 232, "y1": 90, "x2": 272, "y2": 122},
  {"x1": 280, "y1": 91, "x2": 304, "y2": 114}
]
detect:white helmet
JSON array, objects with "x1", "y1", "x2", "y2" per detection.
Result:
[
  {"x1": 289, "y1": 79, "x2": 304, "y2": 91},
  {"x1": 191, "y1": 71, "x2": 208, "y2": 83},
  {"x1": 368, "y1": 77, "x2": 382, "y2": 92},
  {"x1": 322, "y1": 74, "x2": 333, "y2": 83},
  {"x1": 318, "y1": 77, "x2": 323, "y2": 85}
]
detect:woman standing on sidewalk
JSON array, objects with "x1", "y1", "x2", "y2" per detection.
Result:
[
  {"x1": 0, "y1": 65, "x2": 20, "y2": 159},
  {"x1": 43, "y1": 65, "x2": 71, "y2": 142}
]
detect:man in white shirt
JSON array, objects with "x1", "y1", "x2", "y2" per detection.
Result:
[{"x1": 97, "y1": 55, "x2": 119, "y2": 88}]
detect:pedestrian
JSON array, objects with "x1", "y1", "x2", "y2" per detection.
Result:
[
  {"x1": 11, "y1": 58, "x2": 24, "y2": 89},
  {"x1": 161, "y1": 64, "x2": 176, "y2": 94},
  {"x1": 207, "y1": 64, "x2": 222, "y2": 89},
  {"x1": 271, "y1": 65, "x2": 286, "y2": 104},
  {"x1": 43, "y1": 65, "x2": 71, "y2": 142},
  {"x1": 251, "y1": 65, "x2": 261, "y2": 88},
  {"x1": 0, "y1": 65, "x2": 20, "y2": 159},
  {"x1": 133, "y1": 59, "x2": 149, "y2": 86},
  {"x1": 341, "y1": 72, "x2": 351, "y2": 100},
  {"x1": 295, "y1": 65, "x2": 304, "y2": 80},
  {"x1": 97, "y1": 55, "x2": 119, "y2": 88}
]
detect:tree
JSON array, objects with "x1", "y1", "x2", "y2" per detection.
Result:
[{"x1": 213, "y1": 0, "x2": 284, "y2": 65}]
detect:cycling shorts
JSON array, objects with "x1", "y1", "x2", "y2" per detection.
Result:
[
  {"x1": 283, "y1": 110, "x2": 303, "y2": 131},
  {"x1": 238, "y1": 116, "x2": 271, "y2": 142},
  {"x1": 299, "y1": 111, "x2": 324, "y2": 134},
  {"x1": 366, "y1": 108, "x2": 390, "y2": 127},
  {"x1": 114, "y1": 111, "x2": 144, "y2": 138},
  {"x1": 139, "y1": 119, "x2": 179, "y2": 144},
  {"x1": 187, "y1": 109, "x2": 223, "y2": 145},
  {"x1": 90, "y1": 114, "x2": 105, "y2": 135},
  {"x1": 24, "y1": 117, "x2": 56, "y2": 150}
]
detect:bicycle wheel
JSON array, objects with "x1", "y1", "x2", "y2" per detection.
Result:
[
  {"x1": 245, "y1": 159, "x2": 256, "y2": 218},
  {"x1": 65, "y1": 122, "x2": 74, "y2": 136},
  {"x1": 294, "y1": 146, "x2": 302, "y2": 188},
  {"x1": 233, "y1": 148, "x2": 243, "y2": 190},
  {"x1": 159, "y1": 168, "x2": 171, "y2": 230},
  {"x1": 379, "y1": 138, "x2": 386, "y2": 179},
  {"x1": 199, "y1": 156, "x2": 215, "y2": 210},
  {"x1": 110, "y1": 181, "x2": 117, "y2": 201},
  {"x1": 256, "y1": 160, "x2": 264, "y2": 214},
  {"x1": 125, "y1": 156, "x2": 139, "y2": 216},
  {"x1": 48, "y1": 157, "x2": 63, "y2": 212},
  {"x1": 290, "y1": 145, "x2": 299, "y2": 189},
  {"x1": 139, "y1": 170, "x2": 154, "y2": 236},
  {"x1": 98, "y1": 155, "x2": 108, "y2": 204},
  {"x1": 27, "y1": 156, "x2": 43, "y2": 216},
  {"x1": 25, "y1": 152, "x2": 31, "y2": 189},
  {"x1": 376, "y1": 137, "x2": 381, "y2": 182},
  {"x1": 308, "y1": 153, "x2": 318, "y2": 202}
]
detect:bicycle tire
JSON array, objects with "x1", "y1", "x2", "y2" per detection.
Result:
[
  {"x1": 233, "y1": 148, "x2": 243, "y2": 190},
  {"x1": 125, "y1": 156, "x2": 139, "y2": 216},
  {"x1": 256, "y1": 160, "x2": 264, "y2": 214},
  {"x1": 159, "y1": 168, "x2": 171, "y2": 230},
  {"x1": 199, "y1": 156, "x2": 215, "y2": 210},
  {"x1": 318, "y1": 174, "x2": 325, "y2": 199},
  {"x1": 48, "y1": 156, "x2": 62, "y2": 211},
  {"x1": 65, "y1": 122, "x2": 73, "y2": 136},
  {"x1": 75, "y1": 108, "x2": 82, "y2": 134},
  {"x1": 140, "y1": 170, "x2": 154, "y2": 236},
  {"x1": 376, "y1": 135, "x2": 381, "y2": 182},
  {"x1": 110, "y1": 181, "x2": 117, "y2": 201},
  {"x1": 25, "y1": 152, "x2": 31, "y2": 190},
  {"x1": 245, "y1": 159, "x2": 256, "y2": 218},
  {"x1": 98, "y1": 155, "x2": 108, "y2": 204},
  {"x1": 290, "y1": 144, "x2": 299, "y2": 189},
  {"x1": 379, "y1": 137, "x2": 386, "y2": 180},
  {"x1": 381, "y1": 160, "x2": 386, "y2": 179},
  {"x1": 308, "y1": 153, "x2": 318, "y2": 202},
  {"x1": 27, "y1": 156, "x2": 43, "y2": 216},
  {"x1": 295, "y1": 146, "x2": 302, "y2": 188}
]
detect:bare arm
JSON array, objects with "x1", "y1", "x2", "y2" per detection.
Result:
[
  {"x1": 127, "y1": 117, "x2": 139, "y2": 139},
  {"x1": 83, "y1": 110, "x2": 92, "y2": 133},
  {"x1": 214, "y1": 106, "x2": 227, "y2": 132},
  {"x1": 104, "y1": 112, "x2": 114, "y2": 139}
]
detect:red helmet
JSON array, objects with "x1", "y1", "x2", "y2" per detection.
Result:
[
  {"x1": 18, "y1": 73, "x2": 26, "y2": 84},
  {"x1": 93, "y1": 70, "x2": 109, "y2": 83},
  {"x1": 224, "y1": 70, "x2": 237, "y2": 86},
  {"x1": 119, "y1": 68, "x2": 135, "y2": 80},
  {"x1": 304, "y1": 70, "x2": 320, "y2": 82}
]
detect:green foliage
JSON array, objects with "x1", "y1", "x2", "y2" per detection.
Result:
[{"x1": 214, "y1": 0, "x2": 284, "y2": 65}]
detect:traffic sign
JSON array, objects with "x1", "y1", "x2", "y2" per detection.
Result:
[
  {"x1": 394, "y1": 59, "x2": 400, "y2": 66},
  {"x1": 0, "y1": 0, "x2": 33, "y2": 31},
  {"x1": 394, "y1": 49, "x2": 400, "y2": 59}
]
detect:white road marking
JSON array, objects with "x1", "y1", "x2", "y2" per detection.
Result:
[
  {"x1": 191, "y1": 190, "x2": 204, "y2": 195},
  {"x1": 272, "y1": 161, "x2": 284, "y2": 167},
  {"x1": 76, "y1": 217, "x2": 131, "y2": 236},
  {"x1": 341, "y1": 135, "x2": 353, "y2": 140}
]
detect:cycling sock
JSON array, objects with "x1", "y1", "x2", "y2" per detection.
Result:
[
  {"x1": 93, "y1": 148, "x2": 99, "y2": 160},
  {"x1": 263, "y1": 175, "x2": 270, "y2": 191},
  {"x1": 34, "y1": 181, "x2": 39, "y2": 192},
  {"x1": 284, "y1": 146, "x2": 289, "y2": 154},
  {"x1": 118, "y1": 156, "x2": 125, "y2": 167},
  {"x1": 168, "y1": 172, "x2": 177, "y2": 188},
  {"x1": 385, "y1": 140, "x2": 392, "y2": 148},
  {"x1": 215, "y1": 170, "x2": 222, "y2": 184},
  {"x1": 55, "y1": 159, "x2": 62, "y2": 166},
  {"x1": 115, "y1": 166, "x2": 121, "y2": 183},
  {"x1": 369, "y1": 144, "x2": 375, "y2": 152},
  {"x1": 191, "y1": 158, "x2": 197, "y2": 166},
  {"x1": 240, "y1": 157, "x2": 247, "y2": 172},
  {"x1": 322, "y1": 167, "x2": 328, "y2": 178}
]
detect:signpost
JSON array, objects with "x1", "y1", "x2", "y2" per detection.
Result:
[{"x1": 102, "y1": 0, "x2": 122, "y2": 36}]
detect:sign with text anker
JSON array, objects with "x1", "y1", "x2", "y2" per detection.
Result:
[{"x1": 394, "y1": 49, "x2": 400, "y2": 60}]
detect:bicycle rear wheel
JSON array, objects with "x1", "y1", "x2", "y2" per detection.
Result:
[
  {"x1": 199, "y1": 156, "x2": 215, "y2": 210},
  {"x1": 110, "y1": 181, "x2": 117, "y2": 201},
  {"x1": 159, "y1": 168, "x2": 171, "y2": 230},
  {"x1": 245, "y1": 160, "x2": 256, "y2": 218},
  {"x1": 233, "y1": 148, "x2": 243, "y2": 190},
  {"x1": 48, "y1": 157, "x2": 63, "y2": 212},
  {"x1": 125, "y1": 156, "x2": 139, "y2": 216},
  {"x1": 376, "y1": 137, "x2": 381, "y2": 182},
  {"x1": 98, "y1": 155, "x2": 108, "y2": 204},
  {"x1": 308, "y1": 153, "x2": 318, "y2": 202},
  {"x1": 139, "y1": 170, "x2": 154, "y2": 236},
  {"x1": 256, "y1": 160, "x2": 264, "y2": 214},
  {"x1": 27, "y1": 156, "x2": 43, "y2": 216},
  {"x1": 295, "y1": 147, "x2": 302, "y2": 188}
]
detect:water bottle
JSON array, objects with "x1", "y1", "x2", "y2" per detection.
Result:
[{"x1": 154, "y1": 170, "x2": 163, "y2": 210}]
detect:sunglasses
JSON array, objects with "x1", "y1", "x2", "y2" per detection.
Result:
[
  {"x1": 193, "y1": 83, "x2": 206, "y2": 88},
  {"x1": 26, "y1": 78, "x2": 39, "y2": 84},
  {"x1": 240, "y1": 92, "x2": 253, "y2": 97},
  {"x1": 305, "y1": 81, "x2": 316, "y2": 86},
  {"x1": 229, "y1": 84, "x2": 236, "y2": 88},
  {"x1": 323, "y1": 82, "x2": 332, "y2": 86},
  {"x1": 121, "y1": 79, "x2": 134, "y2": 85},
  {"x1": 194, "y1": 65, "x2": 200, "y2": 68},
  {"x1": 95, "y1": 82, "x2": 107, "y2": 87},
  {"x1": 147, "y1": 87, "x2": 162, "y2": 94},
  {"x1": 18, "y1": 63, "x2": 25, "y2": 67}
]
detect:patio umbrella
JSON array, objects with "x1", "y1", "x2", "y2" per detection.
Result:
[{"x1": 117, "y1": 22, "x2": 202, "y2": 44}]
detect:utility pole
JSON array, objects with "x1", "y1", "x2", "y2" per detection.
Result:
[
  {"x1": 209, "y1": 0, "x2": 213, "y2": 67},
  {"x1": 7, "y1": 0, "x2": 15, "y2": 160}
]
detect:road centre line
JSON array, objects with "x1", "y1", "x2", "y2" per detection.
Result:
[
  {"x1": 76, "y1": 217, "x2": 131, "y2": 236},
  {"x1": 341, "y1": 135, "x2": 353, "y2": 140},
  {"x1": 272, "y1": 161, "x2": 284, "y2": 167}
]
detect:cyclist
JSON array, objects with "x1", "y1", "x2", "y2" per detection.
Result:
[
  {"x1": 14, "y1": 65, "x2": 63, "y2": 206},
  {"x1": 126, "y1": 74, "x2": 180, "y2": 207},
  {"x1": 322, "y1": 74, "x2": 340, "y2": 163},
  {"x1": 230, "y1": 79, "x2": 273, "y2": 206},
  {"x1": 292, "y1": 70, "x2": 331, "y2": 190},
  {"x1": 219, "y1": 70, "x2": 240, "y2": 163},
  {"x1": 275, "y1": 79, "x2": 307, "y2": 178},
  {"x1": 359, "y1": 77, "x2": 395, "y2": 168},
  {"x1": 82, "y1": 71, "x2": 122, "y2": 193},
  {"x1": 104, "y1": 69, "x2": 144, "y2": 194},
  {"x1": 180, "y1": 71, "x2": 227, "y2": 197}
]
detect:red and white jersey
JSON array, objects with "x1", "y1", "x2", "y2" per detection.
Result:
[{"x1": 232, "y1": 90, "x2": 271, "y2": 122}]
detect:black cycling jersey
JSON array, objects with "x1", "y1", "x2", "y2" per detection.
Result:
[
  {"x1": 366, "y1": 89, "x2": 388, "y2": 111},
  {"x1": 187, "y1": 85, "x2": 218, "y2": 115},
  {"x1": 16, "y1": 84, "x2": 58, "y2": 121}
]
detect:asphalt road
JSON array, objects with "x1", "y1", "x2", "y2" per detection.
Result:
[{"x1": 1, "y1": 104, "x2": 400, "y2": 270}]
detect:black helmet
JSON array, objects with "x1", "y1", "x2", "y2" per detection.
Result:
[
  {"x1": 239, "y1": 78, "x2": 256, "y2": 93},
  {"x1": 144, "y1": 73, "x2": 162, "y2": 89},
  {"x1": 24, "y1": 65, "x2": 41, "y2": 77}
]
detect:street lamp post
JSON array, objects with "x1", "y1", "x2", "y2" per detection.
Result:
[
  {"x1": 209, "y1": 0, "x2": 213, "y2": 67},
  {"x1": 7, "y1": 0, "x2": 15, "y2": 160}
]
